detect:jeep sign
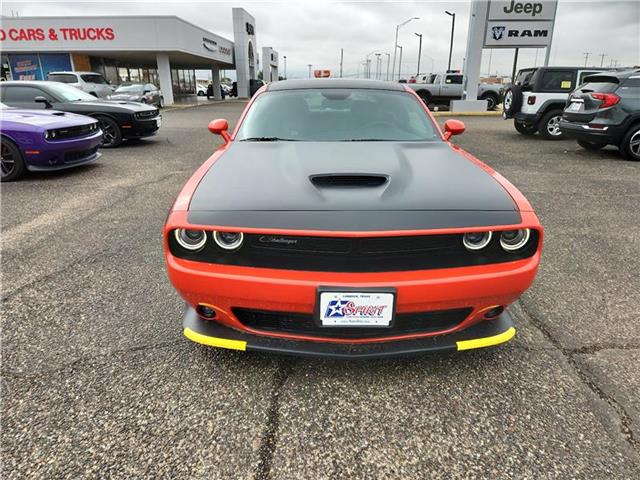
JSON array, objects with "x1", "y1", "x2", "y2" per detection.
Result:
[
  {"x1": 484, "y1": 20, "x2": 554, "y2": 47},
  {"x1": 488, "y1": 0, "x2": 557, "y2": 21}
]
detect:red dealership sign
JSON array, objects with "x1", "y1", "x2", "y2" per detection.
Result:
[{"x1": 0, "y1": 27, "x2": 115, "y2": 42}]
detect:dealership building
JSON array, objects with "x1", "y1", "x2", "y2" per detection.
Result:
[{"x1": 0, "y1": 8, "x2": 278, "y2": 104}]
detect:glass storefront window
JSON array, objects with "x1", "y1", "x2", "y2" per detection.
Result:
[{"x1": 118, "y1": 67, "x2": 129, "y2": 83}]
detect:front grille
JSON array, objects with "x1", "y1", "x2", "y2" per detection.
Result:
[
  {"x1": 233, "y1": 307, "x2": 472, "y2": 339},
  {"x1": 135, "y1": 109, "x2": 159, "y2": 120},
  {"x1": 168, "y1": 231, "x2": 540, "y2": 272},
  {"x1": 47, "y1": 122, "x2": 99, "y2": 140},
  {"x1": 64, "y1": 146, "x2": 99, "y2": 163}
]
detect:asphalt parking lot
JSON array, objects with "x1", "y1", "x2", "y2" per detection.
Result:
[{"x1": 2, "y1": 102, "x2": 639, "y2": 479}]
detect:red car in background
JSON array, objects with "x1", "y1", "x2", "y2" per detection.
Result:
[{"x1": 163, "y1": 79, "x2": 543, "y2": 358}]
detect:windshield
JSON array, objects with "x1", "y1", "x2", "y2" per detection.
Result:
[
  {"x1": 47, "y1": 83, "x2": 98, "y2": 102},
  {"x1": 81, "y1": 74, "x2": 107, "y2": 84},
  {"x1": 235, "y1": 89, "x2": 439, "y2": 142},
  {"x1": 115, "y1": 84, "x2": 144, "y2": 93}
]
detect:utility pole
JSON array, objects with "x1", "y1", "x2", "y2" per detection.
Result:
[
  {"x1": 283, "y1": 55, "x2": 287, "y2": 79},
  {"x1": 392, "y1": 17, "x2": 419, "y2": 82},
  {"x1": 385, "y1": 53, "x2": 391, "y2": 81},
  {"x1": 415, "y1": 33, "x2": 422, "y2": 76},
  {"x1": 375, "y1": 53, "x2": 381, "y2": 79},
  {"x1": 599, "y1": 53, "x2": 606, "y2": 67},
  {"x1": 307, "y1": 64, "x2": 312, "y2": 78},
  {"x1": 583, "y1": 52, "x2": 592, "y2": 67},
  {"x1": 445, "y1": 10, "x2": 456, "y2": 72},
  {"x1": 397, "y1": 45, "x2": 403, "y2": 81},
  {"x1": 511, "y1": 48, "x2": 519, "y2": 84},
  {"x1": 339, "y1": 48, "x2": 344, "y2": 78}
]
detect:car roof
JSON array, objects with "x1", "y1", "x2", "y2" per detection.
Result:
[
  {"x1": 584, "y1": 69, "x2": 640, "y2": 79},
  {"x1": 1, "y1": 80, "x2": 66, "y2": 87},
  {"x1": 266, "y1": 79, "x2": 406, "y2": 92},
  {"x1": 48, "y1": 71, "x2": 102, "y2": 75}
]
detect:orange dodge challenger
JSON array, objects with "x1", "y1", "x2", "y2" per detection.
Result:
[{"x1": 163, "y1": 79, "x2": 543, "y2": 358}]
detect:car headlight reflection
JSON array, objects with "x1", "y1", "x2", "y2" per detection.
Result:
[
  {"x1": 500, "y1": 229, "x2": 530, "y2": 251},
  {"x1": 463, "y1": 231, "x2": 492, "y2": 251},
  {"x1": 174, "y1": 229, "x2": 207, "y2": 251}
]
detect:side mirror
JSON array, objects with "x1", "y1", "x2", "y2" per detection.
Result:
[
  {"x1": 208, "y1": 118, "x2": 231, "y2": 143},
  {"x1": 34, "y1": 96, "x2": 52, "y2": 109},
  {"x1": 443, "y1": 119, "x2": 465, "y2": 141}
]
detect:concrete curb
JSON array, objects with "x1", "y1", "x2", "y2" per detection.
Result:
[{"x1": 163, "y1": 99, "x2": 247, "y2": 112}]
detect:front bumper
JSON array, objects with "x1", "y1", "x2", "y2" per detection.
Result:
[
  {"x1": 123, "y1": 116, "x2": 161, "y2": 139},
  {"x1": 24, "y1": 131, "x2": 103, "y2": 171},
  {"x1": 558, "y1": 120, "x2": 624, "y2": 145},
  {"x1": 183, "y1": 305, "x2": 516, "y2": 358}
]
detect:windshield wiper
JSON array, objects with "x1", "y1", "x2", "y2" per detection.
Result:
[
  {"x1": 341, "y1": 138, "x2": 396, "y2": 142},
  {"x1": 240, "y1": 136, "x2": 298, "y2": 142}
]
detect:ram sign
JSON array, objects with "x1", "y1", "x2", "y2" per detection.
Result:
[
  {"x1": 485, "y1": 20, "x2": 554, "y2": 47},
  {"x1": 483, "y1": 0, "x2": 557, "y2": 48}
]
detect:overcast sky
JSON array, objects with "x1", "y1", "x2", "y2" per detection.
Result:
[{"x1": 2, "y1": 0, "x2": 639, "y2": 79}]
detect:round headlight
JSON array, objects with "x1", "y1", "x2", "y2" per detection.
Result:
[
  {"x1": 463, "y1": 231, "x2": 492, "y2": 251},
  {"x1": 174, "y1": 229, "x2": 207, "y2": 251},
  {"x1": 500, "y1": 229, "x2": 530, "y2": 251},
  {"x1": 213, "y1": 231, "x2": 244, "y2": 250}
]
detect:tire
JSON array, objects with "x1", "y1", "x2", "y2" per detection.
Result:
[
  {"x1": 96, "y1": 115, "x2": 123, "y2": 148},
  {"x1": 482, "y1": 93, "x2": 499, "y2": 111},
  {"x1": 502, "y1": 86, "x2": 523, "y2": 117},
  {"x1": 158, "y1": 96, "x2": 165, "y2": 108},
  {"x1": 416, "y1": 90, "x2": 432, "y2": 107},
  {"x1": 1, "y1": 137, "x2": 27, "y2": 182},
  {"x1": 577, "y1": 140, "x2": 607, "y2": 151},
  {"x1": 538, "y1": 109, "x2": 565, "y2": 140},
  {"x1": 620, "y1": 124, "x2": 640, "y2": 161},
  {"x1": 197, "y1": 91, "x2": 205, "y2": 96},
  {"x1": 514, "y1": 121, "x2": 537, "y2": 136}
]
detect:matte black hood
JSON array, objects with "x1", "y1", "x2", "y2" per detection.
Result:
[{"x1": 188, "y1": 141, "x2": 521, "y2": 231}]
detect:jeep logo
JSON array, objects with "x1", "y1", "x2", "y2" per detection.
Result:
[{"x1": 503, "y1": 0, "x2": 544, "y2": 17}]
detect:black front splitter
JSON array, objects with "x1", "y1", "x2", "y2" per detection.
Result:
[{"x1": 182, "y1": 307, "x2": 516, "y2": 359}]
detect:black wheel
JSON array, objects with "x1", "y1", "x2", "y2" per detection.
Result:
[
  {"x1": 483, "y1": 93, "x2": 499, "y2": 111},
  {"x1": 514, "y1": 121, "x2": 537, "y2": 136},
  {"x1": 577, "y1": 140, "x2": 607, "y2": 151},
  {"x1": 620, "y1": 124, "x2": 640, "y2": 161},
  {"x1": 502, "y1": 86, "x2": 523, "y2": 117},
  {"x1": 158, "y1": 96, "x2": 165, "y2": 108},
  {"x1": 197, "y1": 91, "x2": 205, "y2": 96},
  {"x1": 416, "y1": 90, "x2": 431, "y2": 107},
  {"x1": 538, "y1": 109, "x2": 565, "y2": 140},
  {"x1": 1, "y1": 138, "x2": 26, "y2": 182},
  {"x1": 96, "y1": 116, "x2": 123, "y2": 148}
]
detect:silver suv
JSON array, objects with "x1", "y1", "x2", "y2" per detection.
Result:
[{"x1": 47, "y1": 71, "x2": 114, "y2": 98}]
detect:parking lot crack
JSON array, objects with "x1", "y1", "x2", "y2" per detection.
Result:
[
  {"x1": 517, "y1": 299, "x2": 640, "y2": 457},
  {"x1": 254, "y1": 358, "x2": 298, "y2": 480}
]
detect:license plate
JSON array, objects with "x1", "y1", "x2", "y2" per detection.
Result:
[
  {"x1": 567, "y1": 102, "x2": 582, "y2": 112},
  {"x1": 156, "y1": 117, "x2": 162, "y2": 127},
  {"x1": 318, "y1": 290, "x2": 395, "y2": 327}
]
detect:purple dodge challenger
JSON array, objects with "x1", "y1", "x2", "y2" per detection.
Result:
[{"x1": 1, "y1": 102, "x2": 102, "y2": 181}]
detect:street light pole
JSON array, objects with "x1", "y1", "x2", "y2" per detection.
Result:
[
  {"x1": 414, "y1": 32, "x2": 422, "y2": 76},
  {"x1": 385, "y1": 53, "x2": 391, "y2": 81},
  {"x1": 283, "y1": 55, "x2": 287, "y2": 79},
  {"x1": 307, "y1": 64, "x2": 312, "y2": 78},
  {"x1": 397, "y1": 45, "x2": 403, "y2": 80},
  {"x1": 392, "y1": 17, "x2": 419, "y2": 81},
  {"x1": 445, "y1": 10, "x2": 456, "y2": 72},
  {"x1": 375, "y1": 53, "x2": 381, "y2": 79}
]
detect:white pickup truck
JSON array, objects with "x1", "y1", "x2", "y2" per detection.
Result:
[{"x1": 407, "y1": 72, "x2": 504, "y2": 111}]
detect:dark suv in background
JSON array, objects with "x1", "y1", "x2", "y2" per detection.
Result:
[
  {"x1": 560, "y1": 70, "x2": 640, "y2": 161},
  {"x1": 503, "y1": 66, "x2": 608, "y2": 140}
]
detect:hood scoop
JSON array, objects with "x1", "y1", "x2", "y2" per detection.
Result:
[{"x1": 310, "y1": 174, "x2": 388, "y2": 188}]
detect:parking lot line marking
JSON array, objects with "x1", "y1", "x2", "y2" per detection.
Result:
[
  {"x1": 183, "y1": 328, "x2": 247, "y2": 351},
  {"x1": 456, "y1": 326, "x2": 516, "y2": 351}
]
